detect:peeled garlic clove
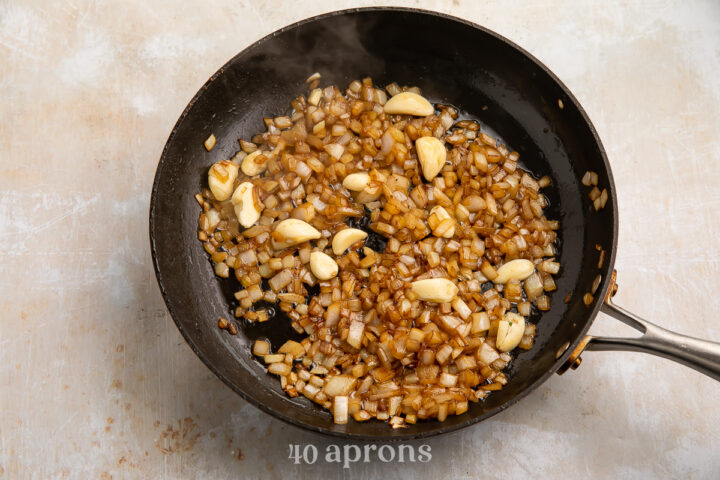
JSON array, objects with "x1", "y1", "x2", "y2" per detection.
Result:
[
  {"x1": 309, "y1": 251, "x2": 339, "y2": 280},
  {"x1": 383, "y1": 92, "x2": 434, "y2": 116},
  {"x1": 231, "y1": 182, "x2": 262, "y2": 228},
  {"x1": 332, "y1": 228, "x2": 368, "y2": 255},
  {"x1": 272, "y1": 218, "x2": 321, "y2": 248},
  {"x1": 493, "y1": 259, "x2": 535, "y2": 284},
  {"x1": 411, "y1": 278, "x2": 458, "y2": 303},
  {"x1": 416, "y1": 136, "x2": 447, "y2": 181},
  {"x1": 496, "y1": 312, "x2": 526, "y2": 352},
  {"x1": 342, "y1": 172, "x2": 370, "y2": 191},
  {"x1": 241, "y1": 150, "x2": 267, "y2": 177},
  {"x1": 207, "y1": 160, "x2": 239, "y2": 201}
]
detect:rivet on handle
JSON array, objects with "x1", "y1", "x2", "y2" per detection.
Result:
[
  {"x1": 557, "y1": 270, "x2": 618, "y2": 375},
  {"x1": 606, "y1": 269, "x2": 618, "y2": 302},
  {"x1": 557, "y1": 336, "x2": 592, "y2": 375}
]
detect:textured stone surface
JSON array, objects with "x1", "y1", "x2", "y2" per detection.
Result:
[{"x1": 1, "y1": 1, "x2": 719, "y2": 478}]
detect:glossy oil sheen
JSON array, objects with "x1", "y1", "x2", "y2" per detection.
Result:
[{"x1": 150, "y1": 7, "x2": 619, "y2": 440}]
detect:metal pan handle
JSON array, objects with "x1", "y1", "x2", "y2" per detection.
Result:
[
  {"x1": 559, "y1": 272, "x2": 720, "y2": 381},
  {"x1": 589, "y1": 300, "x2": 720, "y2": 381}
]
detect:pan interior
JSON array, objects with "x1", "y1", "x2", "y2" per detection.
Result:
[{"x1": 150, "y1": 8, "x2": 617, "y2": 440}]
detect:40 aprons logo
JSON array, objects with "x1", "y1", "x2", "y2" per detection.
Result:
[{"x1": 288, "y1": 443, "x2": 432, "y2": 468}]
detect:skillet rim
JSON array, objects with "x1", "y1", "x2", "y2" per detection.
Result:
[{"x1": 149, "y1": 6, "x2": 619, "y2": 440}]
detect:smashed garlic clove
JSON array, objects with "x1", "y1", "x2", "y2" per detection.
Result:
[
  {"x1": 241, "y1": 150, "x2": 267, "y2": 177},
  {"x1": 383, "y1": 92, "x2": 434, "y2": 116},
  {"x1": 416, "y1": 136, "x2": 447, "y2": 181},
  {"x1": 342, "y1": 172, "x2": 370, "y2": 191},
  {"x1": 208, "y1": 160, "x2": 239, "y2": 201},
  {"x1": 309, "y1": 251, "x2": 339, "y2": 280},
  {"x1": 410, "y1": 278, "x2": 458, "y2": 303},
  {"x1": 332, "y1": 228, "x2": 368, "y2": 255},
  {"x1": 496, "y1": 312, "x2": 526, "y2": 352},
  {"x1": 493, "y1": 259, "x2": 535, "y2": 284},
  {"x1": 272, "y1": 218, "x2": 321, "y2": 249},
  {"x1": 231, "y1": 182, "x2": 262, "y2": 228}
]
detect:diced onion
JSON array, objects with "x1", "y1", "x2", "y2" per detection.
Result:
[
  {"x1": 324, "y1": 375, "x2": 357, "y2": 397},
  {"x1": 333, "y1": 396, "x2": 349, "y2": 424},
  {"x1": 196, "y1": 76, "x2": 558, "y2": 428}
]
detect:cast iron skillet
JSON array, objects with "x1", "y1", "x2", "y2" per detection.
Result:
[{"x1": 150, "y1": 7, "x2": 720, "y2": 440}]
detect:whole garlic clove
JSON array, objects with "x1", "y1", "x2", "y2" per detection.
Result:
[
  {"x1": 410, "y1": 278, "x2": 458, "y2": 303},
  {"x1": 493, "y1": 259, "x2": 535, "y2": 284},
  {"x1": 331, "y1": 228, "x2": 368, "y2": 255},
  {"x1": 241, "y1": 150, "x2": 268, "y2": 177},
  {"x1": 231, "y1": 182, "x2": 262, "y2": 228},
  {"x1": 309, "y1": 251, "x2": 339, "y2": 280},
  {"x1": 415, "y1": 136, "x2": 447, "y2": 181},
  {"x1": 383, "y1": 92, "x2": 434, "y2": 116},
  {"x1": 208, "y1": 160, "x2": 239, "y2": 201},
  {"x1": 342, "y1": 172, "x2": 370, "y2": 191},
  {"x1": 272, "y1": 218, "x2": 321, "y2": 249},
  {"x1": 496, "y1": 312, "x2": 526, "y2": 352}
]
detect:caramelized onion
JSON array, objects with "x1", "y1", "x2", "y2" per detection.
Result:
[{"x1": 196, "y1": 77, "x2": 559, "y2": 428}]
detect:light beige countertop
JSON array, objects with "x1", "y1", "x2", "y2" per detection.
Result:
[{"x1": 2, "y1": 1, "x2": 719, "y2": 478}]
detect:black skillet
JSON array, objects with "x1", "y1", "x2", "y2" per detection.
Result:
[{"x1": 149, "y1": 7, "x2": 720, "y2": 440}]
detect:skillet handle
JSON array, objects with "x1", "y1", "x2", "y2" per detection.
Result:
[{"x1": 586, "y1": 299, "x2": 720, "y2": 381}]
